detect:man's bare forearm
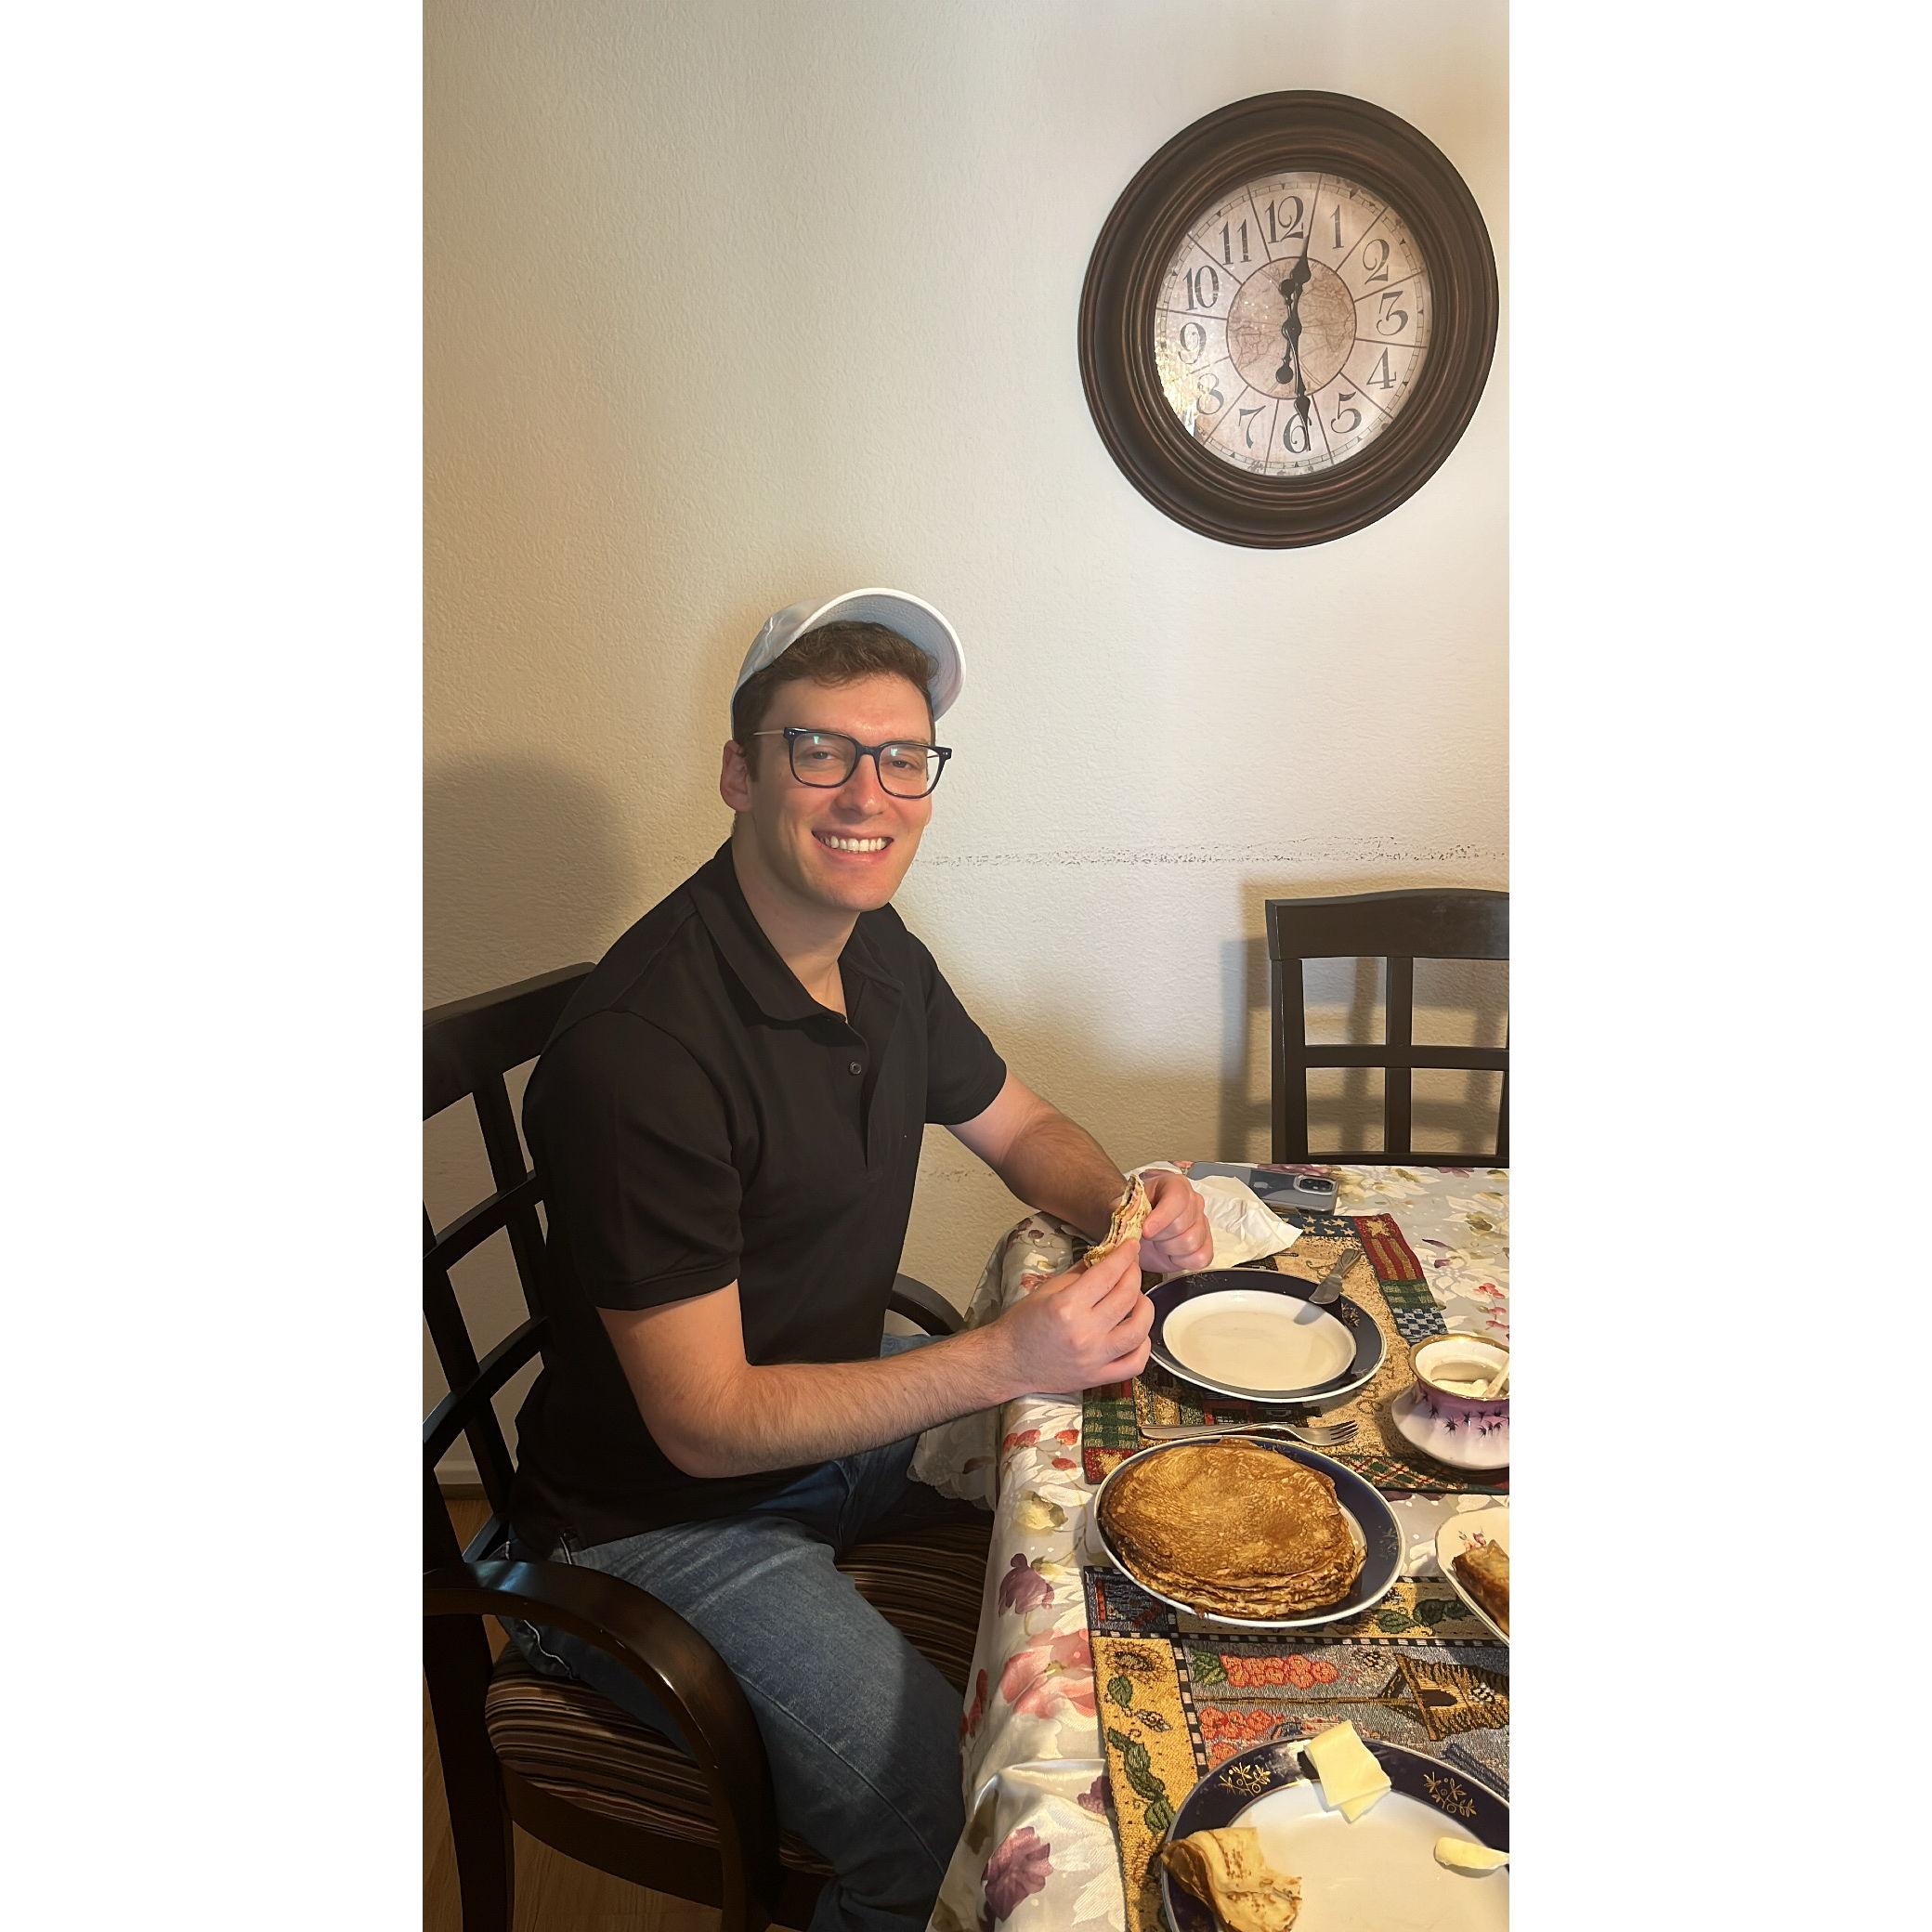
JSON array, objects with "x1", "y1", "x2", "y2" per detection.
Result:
[
  {"x1": 995, "y1": 1104, "x2": 1126, "y2": 1240},
  {"x1": 675, "y1": 1324, "x2": 1024, "y2": 1480}
]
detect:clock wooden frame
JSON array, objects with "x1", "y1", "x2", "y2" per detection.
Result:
[{"x1": 1078, "y1": 91, "x2": 1498, "y2": 548}]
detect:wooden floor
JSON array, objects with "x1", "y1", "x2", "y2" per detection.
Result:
[{"x1": 425, "y1": 1496, "x2": 803, "y2": 1932}]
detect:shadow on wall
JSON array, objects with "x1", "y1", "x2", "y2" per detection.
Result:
[
  {"x1": 424, "y1": 757, "x2": 643, "y2": 1447},
  {"x1": 424, "y1": 755, "x2": 639, "y2": 1007}
]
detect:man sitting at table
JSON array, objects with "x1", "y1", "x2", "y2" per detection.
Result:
[{"x1": 503, "y1": 587, "x2": 1213, "y2": 1932}]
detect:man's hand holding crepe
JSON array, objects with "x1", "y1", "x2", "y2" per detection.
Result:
[
  {"x1": 991, "y1": 1239, "x2": 1154, "y2": 1396},
  {"x1": 1137, "y1": 1167, "x2": 1214, "y2": 1275}
]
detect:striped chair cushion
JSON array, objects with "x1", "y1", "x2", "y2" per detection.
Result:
[{"x1": 485, "y1": 1518, "x2": 992, "y2": 1867}]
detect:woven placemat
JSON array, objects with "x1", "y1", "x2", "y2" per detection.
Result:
[{"x1": 1080, "y1": 1211, "x2": 1508, "y2": 1495}]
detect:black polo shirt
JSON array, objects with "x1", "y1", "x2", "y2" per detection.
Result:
[{"x1": 507, "y1": 840, "x2": 1008, "y2": 1548}]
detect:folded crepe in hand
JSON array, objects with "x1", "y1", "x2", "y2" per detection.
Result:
[
  {"x1": 1162, "y1": 1825, "x2": 1301, "y2": 1932},
  {"x1": 1079, "y1": 1173, "x2": 1150, "y2": 1271},
  {"x1": 1453, "y1": 1539, "x2": 1509, "y2": 1634},
  {"x1": 1101, "y1": 1438, "x2": 1364, "y2": 1618}
]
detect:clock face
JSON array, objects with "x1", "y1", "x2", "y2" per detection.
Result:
[{"x1": 1153, "y1": 171, "x2": 1432, "y2": 477}]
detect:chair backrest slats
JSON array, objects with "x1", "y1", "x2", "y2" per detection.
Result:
[
  {"x1": 1269, "y1": 953, "x2": 1311, "y2": 1161},
  {"x1": 424, "y1": 963, "x2": 589, "y2": 1119},
  {"x1": 1385, "y1": 954, "x2": 1416, "y2": 1155},
  {"x1": 424, "y1": 1208, "x2": 485, "y2": 1393},
  {"x1": 471, "y1": 1074, "x2": 550, "y2": 1321},
  {"x1": 424, "y1": 1249, "x2": 519, "y2": 1516},
  {"x1": 424, "y1": 963, "x2": 593, "y2": 1564},
  {"x1": 1266, "y1": 891, "x2": 1508, "y2": 1167},
  {"x1": 1270, "y1": 890, "x2": 1508, "y2": 964},
  {"x1": 425, "y1": 1172, "x2": 544, "y2": 1278},
  {"x1": 423, "y1": 1319, "x2": 546, "y2": 1470},
  {"x1": 424, "y1": 1464, "x2": 464, "y2": 1573},
  {"x1": 1296, "y1": 1044, "x2": 1506, "y2": 1072},
  {"x1": 463, "y1": 1510, "x2": 507, "y2": 1564}
]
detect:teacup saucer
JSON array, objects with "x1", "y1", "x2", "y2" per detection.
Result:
[{"x1": 1389, "y1": 1383, "x2": 1509, "y2": 1472}]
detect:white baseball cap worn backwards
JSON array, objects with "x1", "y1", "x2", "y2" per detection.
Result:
[{"x1": 732, "y1": 588, "x2": 965, "y2": 728}]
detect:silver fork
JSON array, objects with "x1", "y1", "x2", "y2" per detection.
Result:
[{"x1": 1173, "y1": 1416, "x2": 1360, "y2": 1448}]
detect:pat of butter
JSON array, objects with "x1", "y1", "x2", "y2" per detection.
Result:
[
  {"x1": 1435, "y1": 1837, "x2": 1508, "y2": 1873},
  {"x1": 1302, "y1": 1720, "x2": 1391, "y2": 1821}
]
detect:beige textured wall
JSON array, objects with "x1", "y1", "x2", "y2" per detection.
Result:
[{"x1": 425, "y1": 0, "x2": 1508, "y2": 1448}]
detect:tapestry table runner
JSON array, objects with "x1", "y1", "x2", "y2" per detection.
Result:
[{"x1": 1083, "y1": 1565, "x2": 1508, "y2": 1932}]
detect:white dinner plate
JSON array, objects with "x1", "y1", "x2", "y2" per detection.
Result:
[
  {"x1": 1162, "y1": 1737, "x2": 1508, "y2": 1932},
  {"x1": 1146, "y1": 1269, "x2": 1384, "y2": 1404},
  {"x1": 1162, "y1": 1289, "x2": 1355, "y2": 1390},
  {"x1": 1433, "y1": 1506, "x2": 1509, "y2": 1645}
]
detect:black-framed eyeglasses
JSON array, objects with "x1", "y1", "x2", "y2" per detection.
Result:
[{"x1": 749, "y1": 727, "x2": 953, "y2": 799}]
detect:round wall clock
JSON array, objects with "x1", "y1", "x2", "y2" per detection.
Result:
[{"x1": 1078, "y1": 92, "x2": 1497, "y2": 547}]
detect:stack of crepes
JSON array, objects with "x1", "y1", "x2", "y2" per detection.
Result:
[
  {"x1": 1163, "y1": 1826, "x2": 1300, "y2": 1932},
  {"x1": 1100, "y1": 1438, "x2": 1364, "y2": 1619}
]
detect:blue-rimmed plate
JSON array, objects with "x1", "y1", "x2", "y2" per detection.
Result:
[
  {"x1": 1091, "y1": 1437, "x2": 1401, "y2": 1629},
  {"x1": 1160, "y1": 1737, "x2": 1508, "y2": 1932},
  {"x1": 1147, "y1": 1268, "x2": 1384, "y2": 1403}
]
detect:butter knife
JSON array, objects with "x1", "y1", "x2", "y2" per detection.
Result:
[{"x1": 1304, "y1": 1246, "x2": 1358, "y2": 1307}]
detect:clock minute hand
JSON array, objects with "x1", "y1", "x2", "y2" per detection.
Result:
[{"x1": 1274, "y1": 232, "x2": 1312, "y2": 391}]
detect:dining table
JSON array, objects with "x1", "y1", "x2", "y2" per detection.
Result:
[{"x1": 913, "y1": 1158, "x2": 1510, "y2": 1932}]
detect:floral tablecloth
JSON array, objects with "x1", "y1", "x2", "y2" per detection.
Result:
[{"x1": 921, "y1": 1161, "x2": 1509, "y2": 1932}]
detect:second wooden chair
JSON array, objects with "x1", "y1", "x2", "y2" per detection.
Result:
[{"x1": 1266, "y1": 888, "x2": 1508, "y2": 1166}]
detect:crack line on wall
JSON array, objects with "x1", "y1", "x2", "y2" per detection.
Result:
[{"x1": 919, "y1": 840, "x2": 1506, "y2": 868}]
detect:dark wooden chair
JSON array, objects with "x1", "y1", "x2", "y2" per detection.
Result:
[
  {"x1": 424, "y1": 967, "x2": 992, "y2": 1932},
  {"x1": 1266, "y1": 889, "x2": 1508, "y2": 1166}
]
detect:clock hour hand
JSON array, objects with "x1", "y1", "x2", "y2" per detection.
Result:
[{"x1": 1274, "y1": 231, "x2": 1312, "y2": 389}]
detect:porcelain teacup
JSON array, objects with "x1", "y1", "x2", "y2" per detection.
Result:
[{"x1": 1389, "y1": 1334, "x2": 1509, "y2": 1471}]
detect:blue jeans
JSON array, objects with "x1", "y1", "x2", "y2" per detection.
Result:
[{"x1": 504, "y1": 1334, "x2": 987, "y2": 1932}]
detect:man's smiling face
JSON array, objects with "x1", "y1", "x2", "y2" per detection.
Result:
[{"x1": 722, "y1": 670, "x2": 936, "y2": 921}]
